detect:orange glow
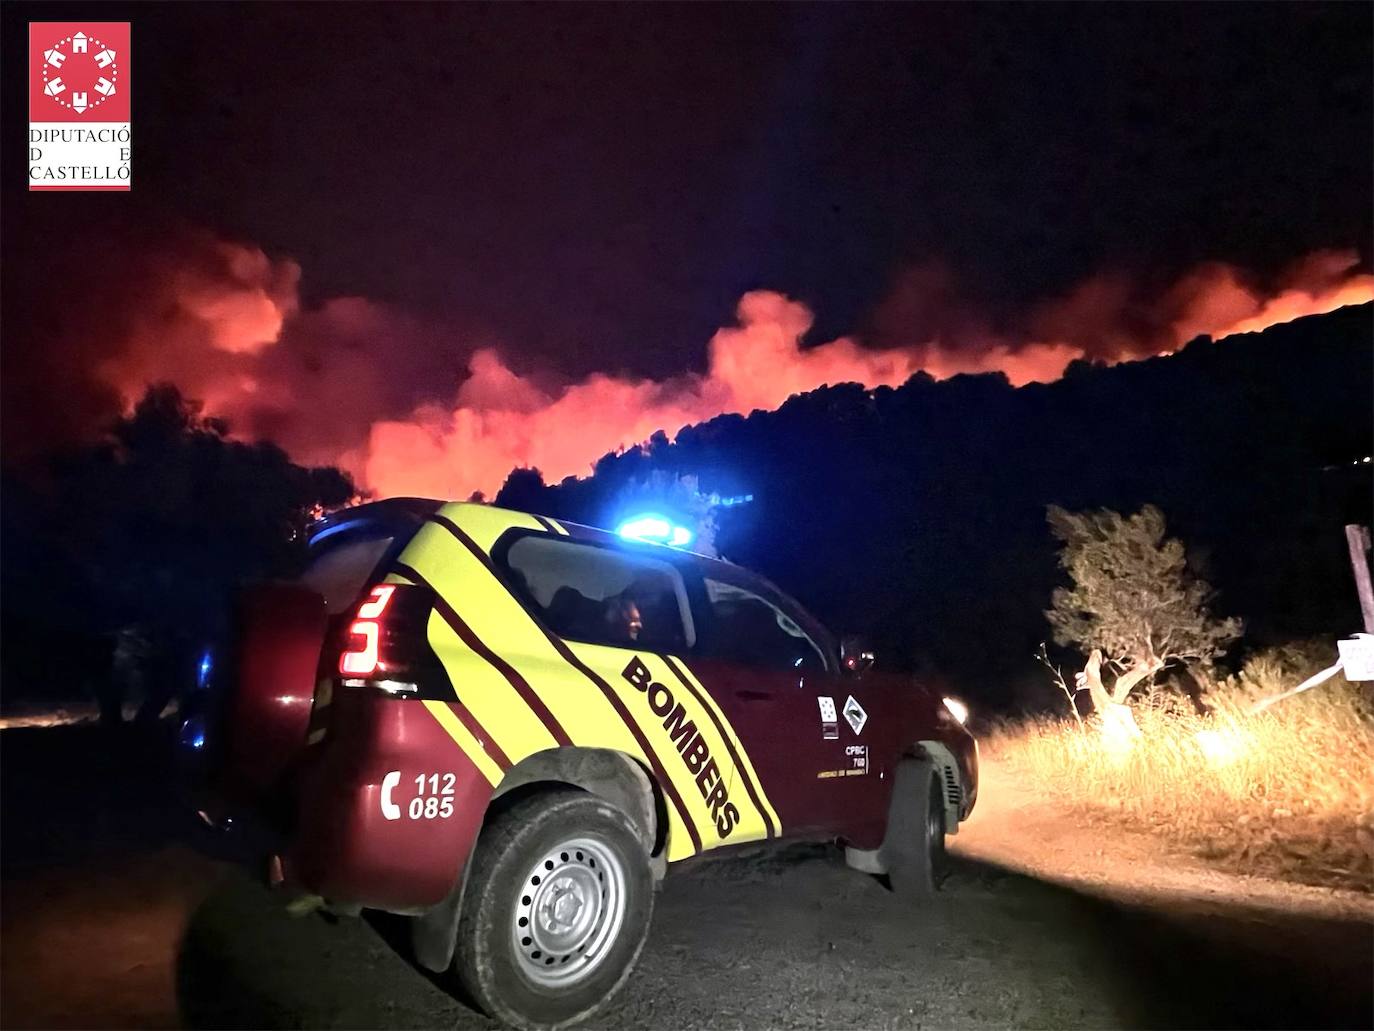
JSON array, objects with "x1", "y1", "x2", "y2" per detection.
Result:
[
  {"x1": 1213, "y1": 277, "x2": 1374, "y2": 338},
  {"x1": 363, "y1": 292, "x2": 929, "y2": 500},
  {"x1": 101, "y1": 238, "x2": 1372, "y2": 500},
  {"x1": 361, "y1": 250, "x2": 1372, "y2": 499},
  {"x1": 1165, "y1": 249, "x2": 1374, "y2": 344},
  {"x1": 1194, "y1": 727, "x2": 1247, "y2": 766}
]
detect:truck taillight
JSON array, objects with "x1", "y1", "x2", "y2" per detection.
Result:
[
  {"x1": 340, "y1": 585, "x2": 395, "y2": 676},
  {"x1": 333, "y1": 582, "x2": 442, "y2": 696},
  {"x1": 340, "y1": 621, "x2": 381, "y2": 675},
  {"x1": 357, "y1": 584, "x2": 395, "y2": 619}
]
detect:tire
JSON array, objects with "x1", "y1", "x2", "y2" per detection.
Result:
[
  {"x1": 454, "y1": 788, "x2": 654, "y2": 1030},
  {"x1": 884, "y1": 761, "x2": 948, "y2": 900}
]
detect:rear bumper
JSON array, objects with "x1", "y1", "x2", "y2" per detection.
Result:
[{"x1": 286, "y1": 690, "x2": 492, "y2": 913}]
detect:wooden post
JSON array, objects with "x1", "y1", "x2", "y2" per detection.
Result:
[{"x1": 1346, "y1": 524, "x2": 1374, "y2": 634}]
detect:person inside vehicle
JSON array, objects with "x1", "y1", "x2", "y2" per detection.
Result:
[{"x1": 604, "y1": 593, "x2": 644, "y2": 643}]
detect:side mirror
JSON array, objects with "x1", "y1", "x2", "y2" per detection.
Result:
[{"x1": 840, "y1": 635, "x2": 875, "y2": 676}]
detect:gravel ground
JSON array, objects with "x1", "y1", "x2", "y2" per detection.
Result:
[
  {"x1": 3, "y1": 725, "x2": 1371, "y2": 1030},
  {"x1": 177, "y1": 847, "x2": 1126, "y2": 1031},
  {"x1": 172, "y1": 839, "x2": 1371, "y2": 1031}
]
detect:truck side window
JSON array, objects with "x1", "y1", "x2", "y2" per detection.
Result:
[
  {"x1": 501, "y1": 535, "x2": 695, "y2": 651},
  {"x1": 699, "y1": 578, "x2": 827, "y2": 672}
]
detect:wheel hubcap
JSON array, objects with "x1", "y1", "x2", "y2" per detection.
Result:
[{"x1": 512, "y1": 836, "x2": 627, "y2": 987}]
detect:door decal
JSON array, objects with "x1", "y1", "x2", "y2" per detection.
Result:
[
  {"x1": 816, "y1": 744, "x2": 869, "y2": 779},
  {"x1": 842, "y1": 695, "x2": 867, "y2": 735},
  {"x1": 817, "y1": 696, "x2": 839, "y2": 739}
]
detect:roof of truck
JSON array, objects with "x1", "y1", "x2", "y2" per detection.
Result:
[{"x1": 307, "y1": 497, "x2": 837, "y2": 656}]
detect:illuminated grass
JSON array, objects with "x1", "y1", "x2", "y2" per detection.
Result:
[{"x1": 986, "y1": 645, "x2": 1374, "y2": 892}]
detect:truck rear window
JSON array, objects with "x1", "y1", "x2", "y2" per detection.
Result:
[
  {"x1": 300, "y1": 498, "x2": 440, "y2": 613},
  {"x1": 300, "y1": 536, "x2": 395, "y2": 614}
]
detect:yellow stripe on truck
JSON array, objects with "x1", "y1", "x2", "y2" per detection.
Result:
[
  {"x1": 424, "y1": 608, "x2": 561, "y2": 762},
  {"x1": 666, "y1": 657, "x2": 782, "y2": 837},
  {"x1": 569, "y1": 645, "x2": 766, "y2": 848},
  {"x1": 399, "y1": 506, "x2": 702, "y2": 861},
  {"x1": 395, "y1": 502, "x2": 785, "y2": 860},
  {"x1": 422, "y1": 699, "x2": 504, "y2": 787},
  {"x1": 445, "y1": 502, "x2": 544, "y2": 554}
]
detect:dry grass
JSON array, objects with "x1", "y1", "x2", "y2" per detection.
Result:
[{"x1": 986, "y1": 642, "x2": 1374, "y2": 892}]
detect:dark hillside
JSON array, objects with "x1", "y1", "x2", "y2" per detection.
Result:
[{"x1": 499, "y1": 304, "x2": 1374, "y2": 707}]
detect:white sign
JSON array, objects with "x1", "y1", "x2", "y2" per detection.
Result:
[{"x1": 1337, "y1": 635, "x2": 1374, "y2": 682}]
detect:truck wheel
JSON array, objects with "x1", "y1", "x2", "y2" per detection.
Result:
[
  {"x1": 884, "y1": 761, "x2": 948, "y2": 900},
  {"x1": 454, "y1": 788, "x2": 653, "y2": 1030}
]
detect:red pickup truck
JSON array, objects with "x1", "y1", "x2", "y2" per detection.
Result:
[{"x1": 188, "y1": 498, "x2": 978, "y2": 1029}]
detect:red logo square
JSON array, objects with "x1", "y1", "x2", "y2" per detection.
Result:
[{"x1": 30, "y1": 22, "x2": 130, "y2": 123}]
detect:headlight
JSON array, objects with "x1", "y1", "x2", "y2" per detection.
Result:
[{"x1": 942, "y1": 696, "x2": 969, "y2": 725}]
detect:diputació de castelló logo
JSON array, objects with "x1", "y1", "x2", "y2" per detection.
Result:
[{"x1": 29, "y1": 22, "x2": 132, "y2": 191}]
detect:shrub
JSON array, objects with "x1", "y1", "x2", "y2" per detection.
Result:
[{"x1": 988, "y1": 641, "x2": 1374, "y2": 892}]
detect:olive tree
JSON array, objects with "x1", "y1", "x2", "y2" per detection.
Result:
[{"x1": 1046, "y1": 504, "x2": 1241, "y2": 713}]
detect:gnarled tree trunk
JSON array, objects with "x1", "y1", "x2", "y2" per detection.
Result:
[{"x1": 1074, "y1": 649, "x2": 1164, "y2": 741}]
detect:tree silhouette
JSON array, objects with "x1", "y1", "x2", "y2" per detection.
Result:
[
  {"x1": 1047, "y1": 504, "x2": 1242, "y2": 671},
  {"x1": 3, "y1": 384, "x2": 358, "y2": 722},
  {"x1": 1046, "y1": 504, "x2": 1241, "y2": 714}
]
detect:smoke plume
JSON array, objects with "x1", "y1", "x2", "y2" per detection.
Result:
[
  {"x1": 20, "y1": 231, "x2": 1371, "y2": 500},
  {"x1": 360, "y1": 248, "x2": 1372, "y2": 498}
]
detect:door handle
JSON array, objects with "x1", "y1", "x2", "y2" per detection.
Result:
[{"x1": 736, "y1": 689, "x2": 772, "y2": 702}]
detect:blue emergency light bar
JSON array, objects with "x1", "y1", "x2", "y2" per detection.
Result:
[{"x1": 617, "y1": 513, "x2": 694, "y2": 548}]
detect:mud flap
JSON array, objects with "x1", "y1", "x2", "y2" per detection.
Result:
[
  {"x1": 412, "y1": 858, "x2": 471, "y2": 973},
  {"x1": 886, "y1": 757, "x2": 933, "y2": 869},
  {"x1": 845, "y1": 758, "x2": 940, "y2": 897}
]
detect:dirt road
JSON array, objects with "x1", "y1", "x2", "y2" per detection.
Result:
[
  {"x1": 3, "y1": 726, "x2": 1371, "y2": 1029},
  {"x1": 958, "y1": 757, "x2": 1374, "y2": 921}
]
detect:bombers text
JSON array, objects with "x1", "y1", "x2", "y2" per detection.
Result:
[{"x1": 622, "y1": 656, "x2": 740, "y2": 838}]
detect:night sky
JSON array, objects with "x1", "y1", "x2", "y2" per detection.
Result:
[{"x1": 3, "y1": 2, "x2": 1370, "y2": 486}]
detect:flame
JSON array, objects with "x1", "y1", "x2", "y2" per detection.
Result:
[{"x1": 91, "y1": 237, "x2": 1372, "y2": 500}]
